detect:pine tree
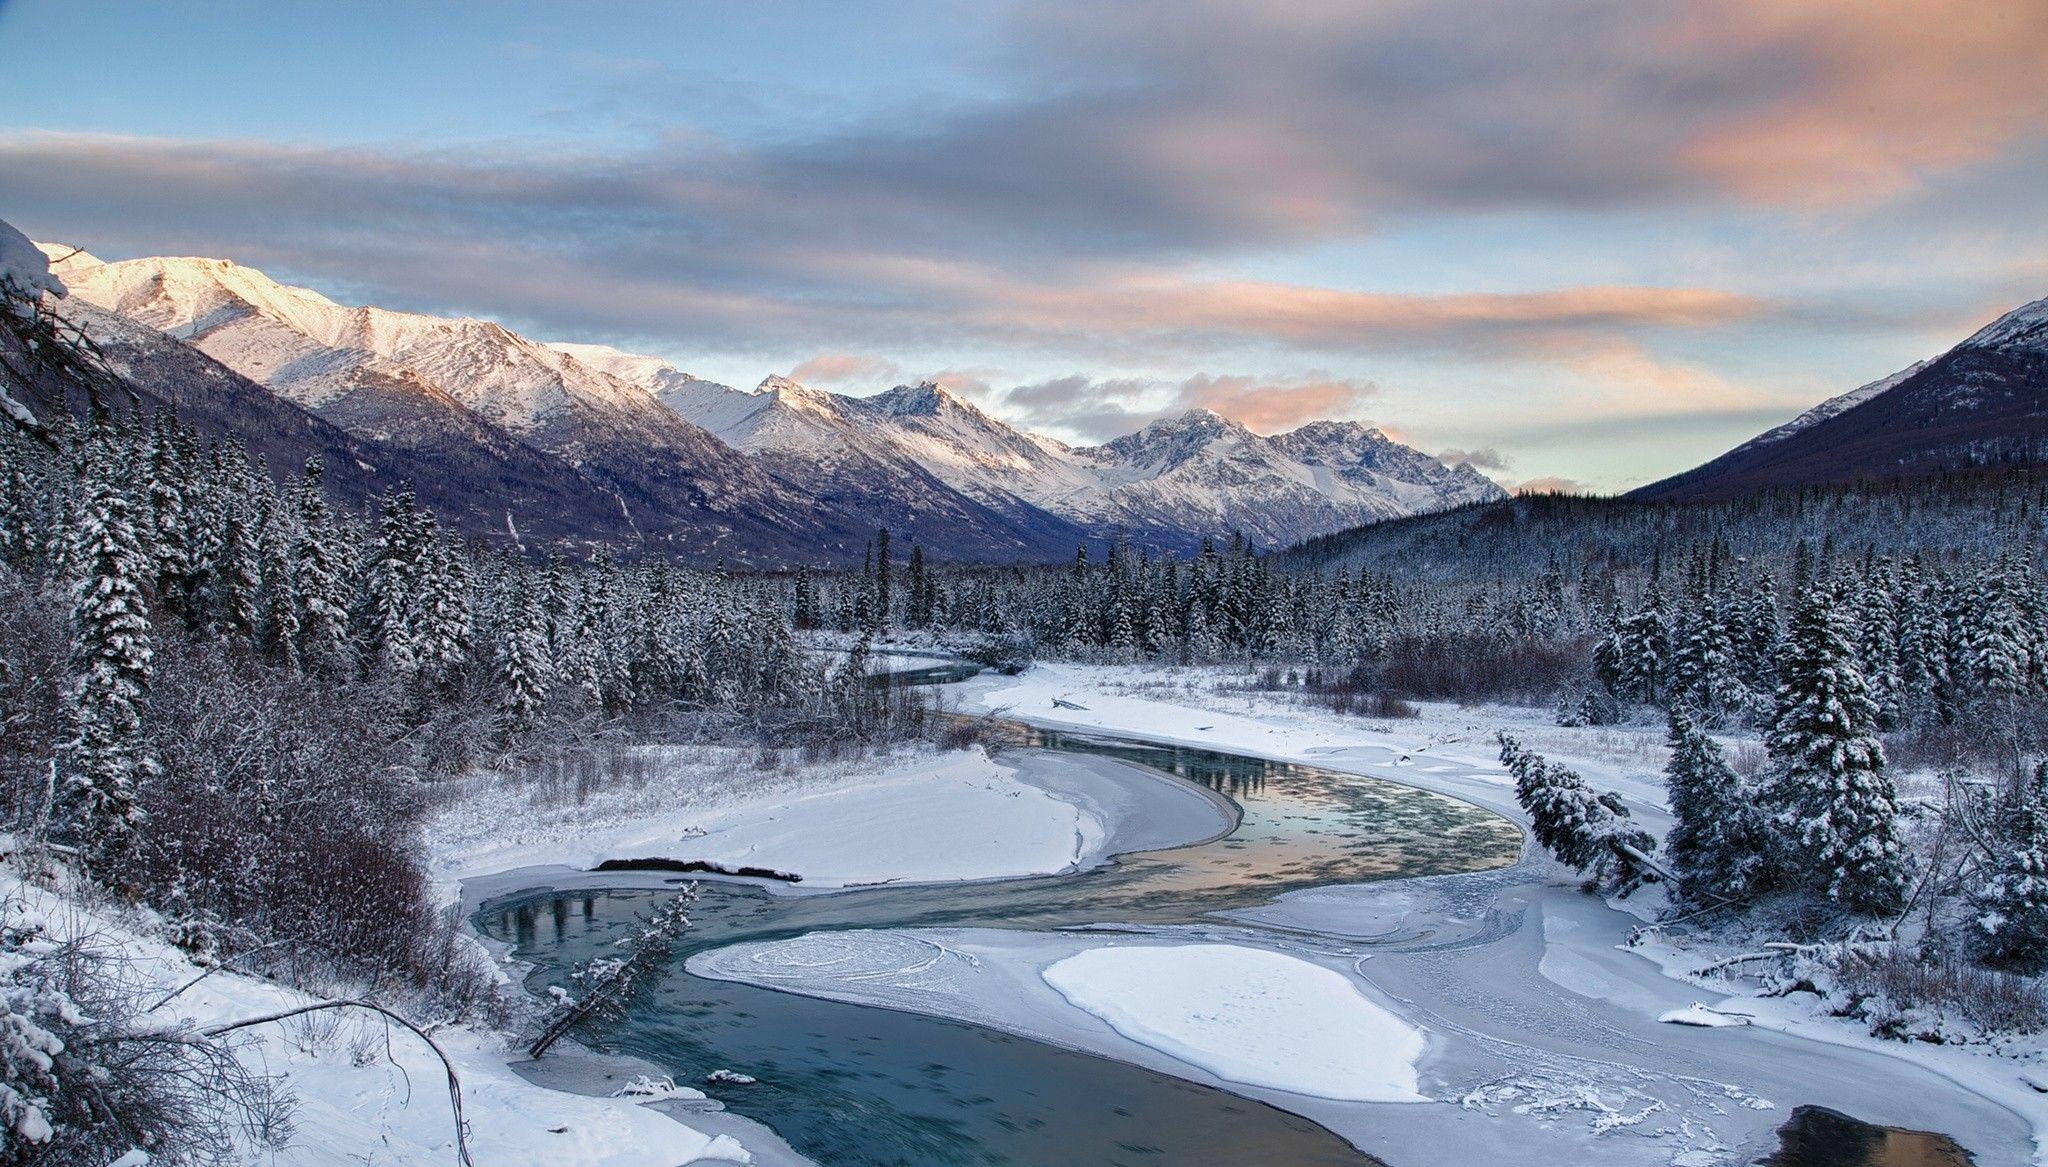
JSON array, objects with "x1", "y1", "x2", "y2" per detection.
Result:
[
  {"x1": 60, "y1": 444, "x2": 155, "y2": 866},
  {"x1": 1765, "y1": 589, "x2": 1910, "y2": 914},
  {"x1": 1662, "y1": 707, "x2": 1768, "y2": 903},
  {"x1": 414, "y1": 532, "x2": 473, "y2": 687},
  {"x1": 500, "y1": 581, "x2": 554, "y2": 733},
  {"x1": 1500, "y1": 734, "x2": 1657, "y2": 890},
  {"x1": 1972, "y1": 761, "x2": 2048, "y2": 972},
  {"x1": 290, "y1": 460, "x2": 353, "y2": 677},
  {"x1": 210, "y1": 499, "x2": 261, "y2": 645},
  {"x1": 361, "y1": 485, "x2": 423, "y2": 680}
]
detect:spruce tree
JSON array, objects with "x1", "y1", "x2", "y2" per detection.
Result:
[
  {"x1": 1972, "y1": 761, "x2": 2048, "y2": 972},
  {"x1": 1765, "y1": 589, "x2": 1910, "y2": 914},
  {"x1": 1662, "y1": 707, "x2": 1767, "y2": 903},
  {"x1": 500, "y1": 582, "x2": 554, "y2": 733},
  {"x1": 1500, "y1": 734, "x2": 1657, "y2": 890},
  {"x1": 60, "y1": 444, "x2": 155, "y2": 866},
  {"x1": 290, "y1": 460, "x2": 353, "y2": 677}
]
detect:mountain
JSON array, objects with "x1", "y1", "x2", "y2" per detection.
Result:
[
  {"x1": 42, "y1": 296, "x2": 671, "y2": 547},
  {"x1": 39, "y1": 234, "x2": 1502, "y2": 560},
  {"x1": 644, "y1": 371, "x2": 1505, "y2": 551},
  {"x1": 1062, "y1": 412, "x2": 1505, "y2": 547},
  {"x1": 1635, "y1": 298, "x2": 2048, "y2": 500},
  {"x1": 45, "y1": 248, "x2": 866, "y2": 563}
]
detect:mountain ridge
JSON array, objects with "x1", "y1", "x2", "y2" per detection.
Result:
[
  {"x1": 1634, "y1": 296, "x2": 2048, "y2": 500},
  {"x1": 37, "y1": 237, "x2": 1504, "y2": 560}
]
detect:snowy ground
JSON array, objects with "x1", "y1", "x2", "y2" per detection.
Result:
[
  {"x1": 430, "y1": 741, "x2": 1227, "y2": 897},
  {"x1": 684, "y1": 662, "x2": 2045, "y2": 1166},
  {"x1": 1, "y1": 871, "x2": 761, "y2": 1167}
]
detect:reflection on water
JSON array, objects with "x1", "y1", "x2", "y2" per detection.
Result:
[{"x1": 1765, "y1": 1107, "x2": 1976, "y2": 1167}]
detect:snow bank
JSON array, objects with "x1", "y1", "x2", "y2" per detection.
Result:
[
  {"x1": 1658, "y1": 1004, "x2": 1748, "y2": 1028},
  {"x1": 1, "y1": 871, "x2": 757, "y2": 1167},
  {"x1": 642, "y1": 749, "x2": 1103, "y2": 888},
  {"x1": 1041, "y1": 944, "x2": 1426, "y2": 1103},
  {"x1": 0, "y1": 218, "x2": 63, "y2": 300},
  {"x1": 434, "y1": 741, "x2": 1155, "y2": 896}
]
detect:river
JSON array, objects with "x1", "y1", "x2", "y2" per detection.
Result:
[{"x1": 471, "y1": 663, "x2": 1983, "y2": 1167}]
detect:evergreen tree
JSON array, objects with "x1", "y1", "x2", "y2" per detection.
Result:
[
  {"x1": 1765, "y1": 590, "x2": 1910, "y2": 914},
  {"x1": 290, "y1": 460, "x2": 353, "y2": 677},
  {"x1": 1972, "y1": 761, "x2": 2048, "y2": 972},
  {"x1": 60, "y1": 444, "x2": 155, "y2": 866},
  {"x1": 500, "y1": 581, "x2": 554, "y2": 732},
  {"x1": 1662, "y1": 707, "x2": 1768, "y2": 902},
  {"x1": 1500, "y1": 734, "x2": 1657, "y2": 890}
]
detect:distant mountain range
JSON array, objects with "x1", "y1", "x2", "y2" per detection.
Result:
[
  {"x1": 1635, "y1": 297, "x2": 2048, "y2": 500},
  {"x1": 37, "y1": 240, "x2": 1503, "y2": 564}
]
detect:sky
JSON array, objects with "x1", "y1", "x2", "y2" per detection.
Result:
[{"x1": 1, "y1": 0, "x2": 2044, "y2": 492}]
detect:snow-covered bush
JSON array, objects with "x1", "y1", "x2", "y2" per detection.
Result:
[
  {"x1": 0, "y1": 895, "x2": 288, "y2": 1165},
  {"x1": 1822, "y1": 942, "x2": 2048, "y2": 1040}
]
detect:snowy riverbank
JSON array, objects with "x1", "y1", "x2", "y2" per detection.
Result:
[
  {"x1": 428, "y1": 736, "x2": 1233, "y2": 1167},
  {"x1": 687, "y1": 662, "x2": 2045, "y2": 1166},
  {"x1": 431, "y1": 741, "x2": 1231, "y2": 896}
]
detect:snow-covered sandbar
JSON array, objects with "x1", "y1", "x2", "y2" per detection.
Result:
[{"x1": 439, "y1": 743, "x2": 1231, "y2": 899}]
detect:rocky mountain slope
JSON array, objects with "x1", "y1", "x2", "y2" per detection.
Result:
[{"x1": 632, "y1": 367, "x2": 1505, "y2": 551}]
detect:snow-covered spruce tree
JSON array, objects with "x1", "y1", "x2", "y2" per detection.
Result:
[
  {"x1": 289, "y1": 460, "x2": 354, "y2": 678},
  {"x1": 59, "y1": 439, "x2": 155, "y2": 869},
  {"x1": 1764, "y1": 588, "x2": 1911, "y2": 915},
  {"x1": 1972, "y1": 761, "x2": 2048, "y2": 972},
  {"x1": 1668, "y1": 602, "x2": 1743, "y2": 720},
  {"x1": 1595, "y1": 592, "x2": 1666, "y2": 704},
  {"x1": 359, "y1": 484, "x2": 424, "y2": 681},
  {"x1": 499, "y1": 580, "x2": 554, "y2": 733},
  {"x1": 1499, "y1": 733, "x2": 1657, "y2": 892},
  {"x1": 1662, "y1": 707, "x2": 1768, "y2": 904},
  {"x1": 412, "y1": 531, "x2": 473, "y2": 689}
]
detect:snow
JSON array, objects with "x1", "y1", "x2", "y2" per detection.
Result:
[
  {"x1": 1731, "y1": 360, "x2": 1929, "y2": 453},
  {"x1": 0, "y1": 870, "x2": 759, "y2": 1167},
  {"x1": 48, "y1": 237, "x2": 1499, "y2": 546},
  {"x1": 430, "y1": 742, "x2": 1226, "y2": 896},
  {"x1": 48, "y1": 252, "x2": 693, "y2": 440},
  {"x1": 1658, "y1": 1004, "x2": 1748, "y2": 1028},
  {"x1": 1041, "y1": 943, "x2": 1427, "y2": 1103},
  {"x1": 0, "y1": 219, "x2": 64, "y2": 301},
  {"x1": 914, "y1": 663, "x2": 2041, "y2": 1163}
]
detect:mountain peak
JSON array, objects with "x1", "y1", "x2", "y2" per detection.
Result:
[
  {"x1": 1962, "y1": 295, "x2": 2048, "y2": 350},
  {"x1": 755, "y1": 374, "x2": 842, "y2": 416},
  {"x1": 866, "y1": 379, "x2": 971, "y2": 418},
  {"x1": 1146, "y1": 407, "x2": 1248, "y2": 438}
]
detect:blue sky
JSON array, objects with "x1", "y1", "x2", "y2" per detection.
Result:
[{"x1": 3, "y1": 0, "x2": 2044, "y2": 490}]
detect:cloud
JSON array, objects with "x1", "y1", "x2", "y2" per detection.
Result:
[
  {"x1": 1438, "y1": 447, "x2": 1509, "y2": 471},
  {"x1": 0, "y1": 131, "x2": 1778, "y2": 362},
  {"x1": 998, "y1": 370, "x2": 1377, "y2": 442},
  {"x1": 788, "y1": 353, "x2": 900, "y2": 385},
  {"x1": 3, "y1": 0, "x2": 2036, "y2": 360},
  {"x1": 1516, "y1": 475, "x2": 1584, "y2": 495}
]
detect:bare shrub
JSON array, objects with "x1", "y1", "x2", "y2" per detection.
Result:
[
  {"x1": 1367, "y1": 633, "x2": 1596, "y2": 704},
  {"x1": 1831, "y1": 943, "x2": 2048, "y2": 1036},
  {"x1": 7, "y1": 912, "x2": 292, "y2": 1166}
]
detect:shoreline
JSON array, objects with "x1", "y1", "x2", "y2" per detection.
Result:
[{"x1": 448, "y1": 739, "x2": 1244, "y2": 1167}]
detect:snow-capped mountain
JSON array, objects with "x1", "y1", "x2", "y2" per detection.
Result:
[
  {"x1": 633, "y1": 365, "x2": 1505, "y2": 550},
  {"x1": 1637, "y1": 296, "x2": 2048, "y2": 500},
  {"x1": 45, "y1": 247, "x2": 870, "y2": 563},
  {"x1": 46, "y1": 239, "x2": 1502, "y2": 559}
]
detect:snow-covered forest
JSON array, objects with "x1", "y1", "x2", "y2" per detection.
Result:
[{"x1": 0, "y1": 276, "x2": 932, "y2": 1159}]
